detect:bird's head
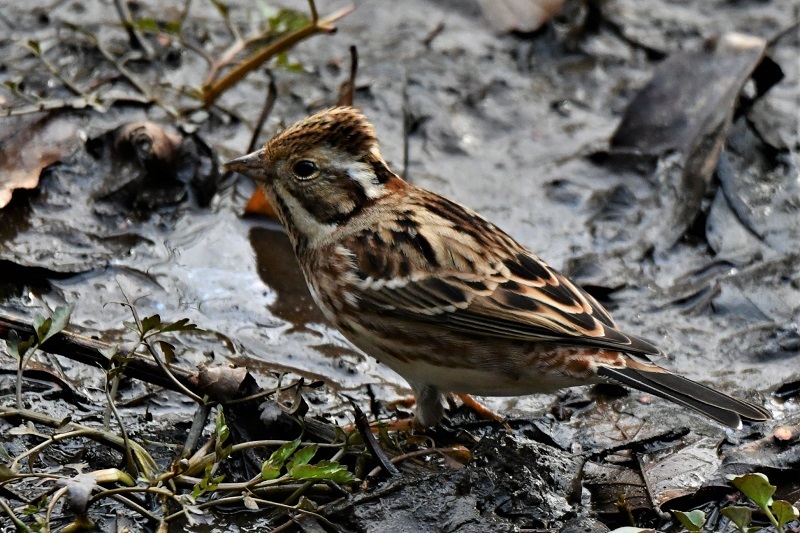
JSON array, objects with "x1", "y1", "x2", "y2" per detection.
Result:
[{"x1": 224, "y1": 107, "x2": 401, "y2": 251}]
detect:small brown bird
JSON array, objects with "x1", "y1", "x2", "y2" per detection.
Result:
[{"x1": 225, "y1": 106, "x2": 770, "y2": 429}]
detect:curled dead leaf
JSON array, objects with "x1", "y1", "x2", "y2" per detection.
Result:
[
  {"x1": 191, "y1": 365, "x2": 251, "y2": 402},
  {"x1": 478, "y1": 0, "x2": 565, "y2": 33}
]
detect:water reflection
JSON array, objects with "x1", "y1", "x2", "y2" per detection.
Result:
[{"x1": 248, "y1": 225, "x2": 324, "y2": 330}]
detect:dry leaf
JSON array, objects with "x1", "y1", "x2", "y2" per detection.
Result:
[
  {"x1": 478, "y1": 0, "x2": 565, "y2": 33},
  {"x1": 192, "y1": 365, "x2": 250, "y2": 402},
  {"x1": 0, "y1": 114, "x2": 81, "y2": 208},
  {"x1": 244, "y1": 187, "x2": 279, "y2": 219}
]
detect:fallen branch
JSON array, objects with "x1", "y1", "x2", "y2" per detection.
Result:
[
  {"x1": 0, "y1": 310, "x2": 195, "y2": 395},
  {"x1": 201, "y1": 0, "x2": 353, "y2": 107}
]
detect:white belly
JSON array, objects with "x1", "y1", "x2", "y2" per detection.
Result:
[{"x1": 377, "y1": 352, "x2": 590, "y2": 396}]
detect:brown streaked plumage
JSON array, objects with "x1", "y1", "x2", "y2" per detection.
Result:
[{"x1": 225, "y1": 106, "x2": 771, "y2": 429}]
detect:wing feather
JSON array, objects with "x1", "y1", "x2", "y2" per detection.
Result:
[{"x1": 345, "y1": 192, "x2": 660, "y2": 357}]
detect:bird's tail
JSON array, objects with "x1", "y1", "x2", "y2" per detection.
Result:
[{"x1": 597, "y1": 360, "x2": 771, "y2": 428}]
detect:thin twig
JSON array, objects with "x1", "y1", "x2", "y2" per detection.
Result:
[
  {"x1": 178, "y1": 0, "x2": 193, "y2": 29},
  {"x1": 10, "y1": 429, "x2": 97, "y2": 473},
  {"x1": 25, "y1": 42, "x2": 86, "y2": 97},
  {"x1": 422, "y1": 21, "x2": 445, "y2": 47},
  {"x1": 143, "y1": 339, "x2": 204, "y2": 404},
  {"x1": 224, "y1": 378, "x2": 306, "y2": 406},
  {"x1": 103, "y1": 492, "x2": 162, "y2": 522},
  {"x1": 104, "y1": 372, "x2": 138, "y2": 475},
  {"x1": 112, "y1": 0, "x2": 155, "y2": 59},
  {"x1": 45, "y1": 485, "x2": 69, "y2": 532},
  {"x1": 365, "y1": 446, "x2": 468, "y2": 479},
  {"x1": 202, "y1": 2, "x2": 353, "y2": 106},
  {"x1": 246, "y1": 72, "x2": 277, "y2": 153},
  {"x1": 63, "y1": 24, "x2": 155, "y2": 104},
  {"x1": 249, "y1": 496, "x2": 338, "y2": 529},
  {"x1": 0, "y1": 497, "x2": 29, "y2": 532},
  {"x1": 0, "y1": 406, "x2": 160, "y2": 479},
  {"x1": 401, "y1": 74, "x2": 411, "y2": 180},
  {"x1": 336, "y1": 45, "x2": 358, "y2": 107},
  {"x1": 182, "y1": 401, "x2": 212, "y2": 458}
]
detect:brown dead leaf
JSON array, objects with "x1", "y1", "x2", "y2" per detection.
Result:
[
  {"x1": 638, "y1": 437, "x2": 721, "y2": 506},
  {"x1": 113, "y1": 121, "x2": 183, "y2": 172},
  {"x1": 244, "y1": 187, "x2": 279, "y2": 219},
  {"x1": 478, "y1": 0, "x2": 565, "y2": 33},
  {"x1": 0, "y1": 114, "x2": 81, "y2": 208},
  {"x1": 192, "y1": 365, "x2": 251, "y2": 402}
]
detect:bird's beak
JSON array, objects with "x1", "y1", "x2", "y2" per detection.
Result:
[{"x1": 223, "y1": 149, "x2": 268, "y2": 181}]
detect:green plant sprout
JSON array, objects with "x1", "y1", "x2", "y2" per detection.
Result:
[
  {"x1": 723, "y1": 473, "x2": 799, "y2": 533},
  {"x1": 7, "y1": 305, "x2": 73, "y2": 410},
  {"x1": 662, "y1": 472, "x2": 799, "y2": 533},
  {"x1": 673, "y1": 509, "x2": 706, "y2": 531}
]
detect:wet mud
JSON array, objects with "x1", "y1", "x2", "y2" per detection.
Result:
[{"x1": 1, "y1": 0, "x2": 799, "y2": 531}]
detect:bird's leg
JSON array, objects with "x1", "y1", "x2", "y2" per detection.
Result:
[
  {"x1": 358, "y1": 388, "x2": 503, "y2": 432},
  {"x1": 413, "y1": 384, "x2": 445, "y2": 428},
  {"x1": 358, "y1": 385, "x2": 442, "y2": 432},
  {"x1": 387, "y1": 389, "x2": 505, "y2": 425}
]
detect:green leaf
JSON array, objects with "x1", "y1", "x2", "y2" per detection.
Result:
[
  {"x1": 7, "y1": 330, "x2": 21, "y2": 359},
  {"x1": 158, "y1": 318, "x2": 200, "y2": 333},
  {"x1": 286, "y1": 444, "x2": 317, "y2": 471},
  {"x1": 268, "y1": 8, "x2": 309, "y2": 34},
  {"x1": 772, "y1": 500, "x2": 799, "y2": 527},
  {"x1": 33, "y1": 315, "x2": 51, "y2": 343},
  {"x1": 210, "y1": 0, "x2": 229, "y2": 18},
  {"x1": 722, "y1": 506, "x2": 753, "y2": 532},
  {"x1": 260, "y1": 439, "x2": 301, "y2": 481},
  {"x1": 8, "y1": 330, "x2": 35, "y2": 361},
  {"x1": 283, "y1": 61, "x2": 305, "y2": 73},
  {"x1": 134, "y1": 17, "x2": 160, "y2": 33},
  {"x1": 27, "y1": 40, "x2": 41, "y2": 55},
  {"x1": 40, "y1": 304, "x2": 72, "y2": 344},
  {"x1": 289, "y1": 460, "x2": 354, "y2": 483},
  {"x1": 122, "y1": 321, "x2": 139, "y2": 333},
  {"x1": 215, "y1": 408, "x2": 229, "y2": 445},
  {"x1": 98, "y1": 346, "x2": 118, "y2": 360},
  {"x1": 140, "y1": 314, "x2": 162, "y2": 335},
  {"x1": 0, "y1": 464, "x2": 17, "y2": 481},
  {"x1": 155, "y1": 340, "x2": 175, "y2": 364},
  {"x1": 23, "y1": 494, "x2": 47, "y2": 515},
  {"x1": 164, "y1": 20, "x2": 182, "y2": 34},
  {"x1": 260, "y1": 462, "x2": 281, "y2": 481},
  {"x1": 728, "y1": 473, "x2": 776, "y2": 509},
  {"x1": 673, "y1": 509, "x2": 705, "y2": 531},
  {"x1": 271, "y1": 439, "x2": 301, "y2": 465}
]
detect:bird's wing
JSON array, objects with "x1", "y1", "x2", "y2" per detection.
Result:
[{"x1": 345, "y1": 195, "x2": 661, "y2": 357}]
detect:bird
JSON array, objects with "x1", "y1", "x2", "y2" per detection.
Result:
[{"x1": 224, "y1": 106, "x2": 771, "y2": 429}]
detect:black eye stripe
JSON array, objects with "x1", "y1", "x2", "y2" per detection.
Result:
[{"x1": 293, "y1": 160, "x2": 318, "y2": 179}]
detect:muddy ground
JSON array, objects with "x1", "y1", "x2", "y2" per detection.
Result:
[{"x1": 0, "y1": 0, "x2": 799, "y2": 531}]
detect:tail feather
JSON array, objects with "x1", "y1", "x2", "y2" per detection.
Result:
[{"x1": 597, "y1": 365, "x2": 771, "y2": 429}]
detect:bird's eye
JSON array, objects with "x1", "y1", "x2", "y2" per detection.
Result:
[{"x1": 292, "y1": 160, "x2": 318, "y2": 179}]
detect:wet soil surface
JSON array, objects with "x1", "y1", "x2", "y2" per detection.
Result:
[{"x1": 1, "y1": 0, "x2": 799, "y2": 531}]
